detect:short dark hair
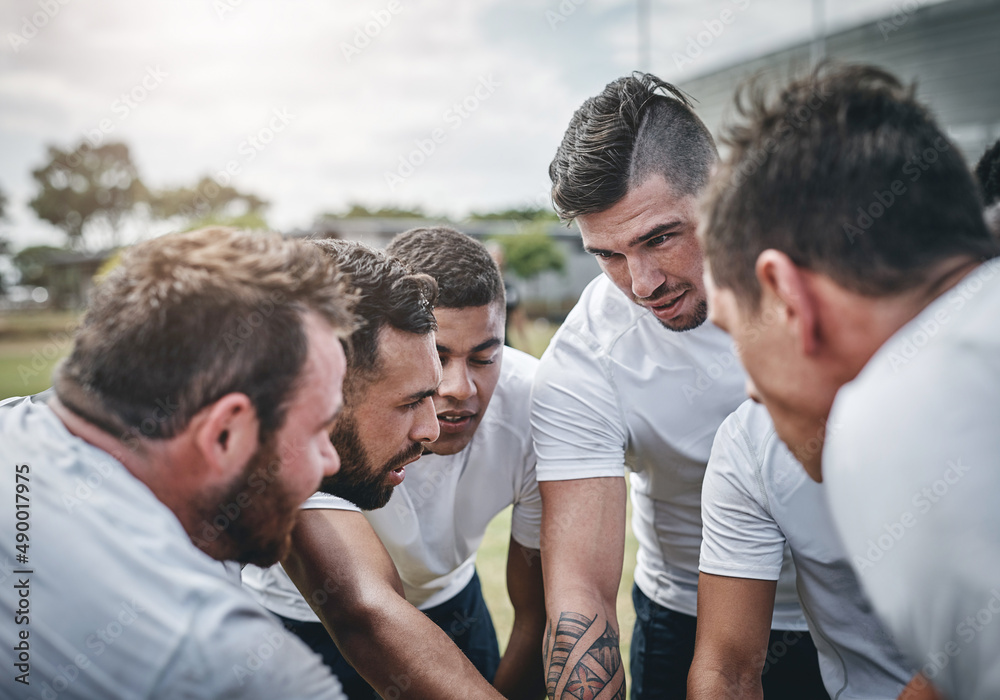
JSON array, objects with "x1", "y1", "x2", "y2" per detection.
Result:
[
  {"x1": 56, "y1": 227, "x2": 355, "y2": 442},
  {"x1": 702, "y1": 63, "x2": 999, "y2": 309},
  {"x1": 549, "y1": 72, "x2": 717, "y2": 222},
  {"x1": 975, "y1": 139, "x2": 1000, "y2": 208},
  {"x1": 310, "y1": 239, "x2": 437, "y2": 389},
  {"x1": 386, "y1": 226, "x2": 504, "y2": 309}
]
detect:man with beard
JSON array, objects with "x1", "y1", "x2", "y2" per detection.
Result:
[
  {"x1": 243, "y1": 239, "x2": 519, "y2": 699},
  {"x1": 532, "y1": 73, "x2": 825, "y2": 699},
  {"x1": 0, "y1": 228, "x2": 353, "y2": 699}
]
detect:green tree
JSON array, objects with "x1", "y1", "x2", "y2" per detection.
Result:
[
  {"x1": 338, "y1": 202, "x2": 428, "y2": 219},
  {"x1": 469, "y1": 206, "x2": 558, "y2": 222},
  {"x1": 149, "y1": 176, "x2": 268, "y2": 225},
  {"x1": 491, "y1": 229, "x2": 565, "y2": 280},
  {"x1": 29, "y1": 141, "x2": 148, "y2": 250}
]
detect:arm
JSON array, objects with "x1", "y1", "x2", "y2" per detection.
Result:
[
  {"x1": 687, "y1": 573, "x2": 777, "y2": 700},
  {"x1": 539, "y1": 477, "x2": 627, "y2": 700},
  {"x1": 492, "y1": 538, "x2": 546, "y2": 699},
  {"x1": 898, "y1": 674, "x2": 946, "y2": 700},
  {"x1": 282, "y1": 509, "x2": 504, "y2": 700}
]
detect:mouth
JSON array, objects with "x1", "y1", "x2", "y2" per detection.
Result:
[
  {"x1": 646, "y1": 290, "x2": 687, "y2": 320},
  {"x1": 436, "y1": 410, "x2": 476, "y2": 434},
  {"x1": 386, "y1": 444, "x2": 425, "y2": 486},
  {"x1": 388, "y1": 465, "x2": 406, "y2": 486}
]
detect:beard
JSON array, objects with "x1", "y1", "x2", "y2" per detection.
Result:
[
  {"x1": 633, "y1": 282, "x2": 709, "y2": 332},
  {"x1": 318, "y1": 414, "x2": 423, "y2": 510},
  {"x1": 196, "y1": 432, "x2": 300, "y2": 568}
]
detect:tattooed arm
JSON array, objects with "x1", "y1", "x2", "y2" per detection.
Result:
[{"x1": 539, "y1": 478, "x2": 627, "y2": 700}]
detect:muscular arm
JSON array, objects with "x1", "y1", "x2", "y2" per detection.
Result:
[
  {"x1": 492, "y1": 538, "x2": 546, "y2": 699},
  {"x1": 282, "y1": 509, "x2": 504, "y2": 700},
  {"x1": 687, "y1": 572, "x2": 776, "y2": 700},
  {"x1": 539, "y1": 478, "x2": 626, "y2": 700}
]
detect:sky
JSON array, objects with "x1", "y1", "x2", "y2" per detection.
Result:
[{"x1": 0, "y1": 0, "x2": 949, "y2": 251}]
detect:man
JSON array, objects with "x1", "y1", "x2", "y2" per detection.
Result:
[
  {"x1": 0, "y1": 227, "x2": 353, "y2": 699},
  {"x1": 245, "y1": 232, "x2": 545, "y2": 699},
  {"x1": 689, "y1": 399, "x2": 919, "y2": 699},
  {"x1": 700, "y1": 64, "x2": 999, "y2": 699},
  {"x1": 534, "y1": 72, "x2": 823, "y2": 699}
]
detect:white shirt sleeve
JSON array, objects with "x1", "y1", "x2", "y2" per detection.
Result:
[
  {"x1": 150, "y1": 593, "x2": 345, "y2": 699},
  {"x1": 531, "y1": 326, "x2": 627, "y2": 481},
  {"x1": 510, "y1": 445, "x2": 542, "y2": 551},
  {"x1": 301, "y1": 490, "x2": 361, "y2": 512},
  {"x1": 699, "y1": 409, "x2": 786, "y2": 581}
]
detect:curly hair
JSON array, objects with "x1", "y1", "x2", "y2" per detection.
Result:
[
  {"x1": 549, "y1": 71, "x2": 717, "y2": 222},
  {"x1": 975, "y1": 139, "x2": 1000, "y2": 207},
  {"x1": 386, "y1": 226, "x2": 504, "y2": 309}
]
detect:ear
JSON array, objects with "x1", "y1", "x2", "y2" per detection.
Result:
[
  {"x1": 192, "y1": 393, "x2": 261, "y2": 480},
  {"x1": 755, "y1": 249, "x2": 820, "y2": 356}
]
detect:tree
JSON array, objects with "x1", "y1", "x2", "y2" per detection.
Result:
[
  {"x1": 149, "y1": 176, "x2": 268, "y2": 225},
  {"x1": 29, "y1": 141, "x2": 148, "y2": 250},
  {"x1": 338, "y1": 203, "x2": 428, "y2": 219},
  {"x1": 469, "y1": 206, "x2": 558, "y2": 222},
  {"x1": 490, "y1": 229, "x2": 565, "y2": 280}
]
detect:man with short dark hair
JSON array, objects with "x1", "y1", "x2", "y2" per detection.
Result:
[
  {"x1": 701, "y1": 64, "x2": 1000, "y2": 700},
  {"x1": 0, "y1": 227, "x2": 354, "y2": 699},
  {"x1": 534, "y1": 73, "x2": 824, "y2": 699},
  {"x1": 244, "y1": 233, "x2": 545, "y2": 699}
]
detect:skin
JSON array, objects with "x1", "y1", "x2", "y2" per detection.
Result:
[
  {"x1": 703, "y1": 251, "x2": 981, "y2": 480},
  {"x1": 284, "y1": 323, "x2": 518, "y2": 699},
  {"x1": 432, "y1": 302, "x2": 546, "y2": 698},
  {"x1": 541, "y1": 174, "x2": 706, "y2": 700},
  {"x1": 688, "y1": 574, "x2": 941, "y2": 700},
  {"x1": 50, "y1": 310, "x2": 346, "y2": 565}
]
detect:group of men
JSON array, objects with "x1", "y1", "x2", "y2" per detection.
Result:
[{"x1": 2, "y1": 61, "x2": 998, "y2": 700}]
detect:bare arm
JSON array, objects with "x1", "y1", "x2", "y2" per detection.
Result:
[
  {"x1": 687, "y1": 572, "x2": 777, "y2": 700},
  {"x1": 898, "y1": 674, "x2": 946, "y2": 700},
  {"x1": 282, "y1": 509, "x2": 504, "y2": 700},
  {"x1": 540, "y1": 477, "x2": 626, "y2": 700},
  {"x1": 492, "y1": 538, "x2": 546, "y2": 699}
]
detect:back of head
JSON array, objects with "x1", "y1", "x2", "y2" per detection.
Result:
[
  {"x1": 975, "y1": 139, "x2": 1000, "y2": 208},
  {"x1": 386, "y1": 226, "x2": 505, "y2": 309},
  {"x1": 702, "y1": 63, "x2": 1000, "y2": 308},
  {"x1": 310, "y1": 239, "x2": 437, "y2": 388},
  {"x1": 56, "y1": 227, "x2": 355, "y2": 441},
  {"x1": 549, "y1": 71, "x2": 717, "y2": 222}
]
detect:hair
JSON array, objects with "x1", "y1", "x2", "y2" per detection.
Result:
[
  {"x1": 975, "y1": 139, "x2": 1000, "y2": 208},
  {"x1": 310, "y1": 239, "x2": 437, "y2": 389},
  {"x1": 55, "y1": 227, "x2": 355, "y2": 441},
  {"x1": 549, "y1": 71, "x2": 717, "y2": 222},
  {"x1": 386, "y1": 226, "x2": 504, "y2": 309},
  {"x1": 701, "y1": 63, "x2": 1000, "y2": 310}
]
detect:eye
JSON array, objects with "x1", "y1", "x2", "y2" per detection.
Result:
[
  {"x1": 471, "y1": 357, "x2": 495, "y2": 366},
  {"x1": 593, "y1": 251, "x2": 614, "y2": 260},
  {"x1": 647, "y1": 234, "x2": 670, "y2": 247},
  {"x1": 404, "y1": 396, "x2": 428, "y2": 411}
]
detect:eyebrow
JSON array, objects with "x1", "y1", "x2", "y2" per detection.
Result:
[
  {"x1": 437, "y1": 338, "x2": 502, "y2": 355},
  {"x1": 403, "y1": 387, "x2": 437, "y2": 403},
  {"x1": 583, "y1": 221, "x2": 686, "y2": 256}
]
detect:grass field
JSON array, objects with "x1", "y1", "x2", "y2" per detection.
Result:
[{"x1": 0, "y1": 310, "x2": 642, "y2": 688}]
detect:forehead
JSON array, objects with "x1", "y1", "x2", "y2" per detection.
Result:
[
  {"x1": 577, "y1": 175, "x2": 700, "y2": 249},
  {"x1": 353, "y1": 326, "x2": 440, "y2": 405},
  {"x1": 434, "y1": 304, "x2": 504, "y2": 347}
]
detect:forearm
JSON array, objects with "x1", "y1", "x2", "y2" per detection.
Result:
[
  {"x1": 328, "y1": 597, "x2": 503, "y2": 700},
  {"x1": 543, "y1": 605, "x2": 625, "y2": 699},
  {"x1": 493, "y1": 615, "x2": 546, "y2": 699},
  {"x1": 688, "y1": 653, "x2": 763, "y2": 700}
]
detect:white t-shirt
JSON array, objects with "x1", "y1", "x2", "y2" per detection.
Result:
[
  {"x1": 701, "y1": 400, "x2": 914, "y2": 698},
  {"x1": 244, "y1": 347, "x2": 542, "y2": 621},
  {"x1": 0, "y1": 395, "x2": 344, "y2": 700},
  {"x1": 824, "y1": 259, "x2": 1000, "y2": 700},
  {"x1": 531, "y1": 274, "x2": 804, "y2": 627}
]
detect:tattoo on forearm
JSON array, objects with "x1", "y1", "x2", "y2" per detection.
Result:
[{"x1": 543, "y1": 612, "x2": 625, "y2": 700}]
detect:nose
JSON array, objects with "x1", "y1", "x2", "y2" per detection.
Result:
[
  {"x1": 411, "y1": 398, "x2": 441, "y2": 444},
  {"x1": 438, "y1": 362, "x2": 476, "y2": 402},
  {"x1": 746, "y1": 378, "x2": 762, "y2": 404},
  {"x1": 322, "y1": 437, "x2": 341, "y2": 477},
  {"x1": 627, "y1": 254, "x2": 666, "y2": 299}
]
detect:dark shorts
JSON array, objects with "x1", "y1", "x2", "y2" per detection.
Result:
[
  {"x1": 630, "y1": 584, "x2": 830, "y2": 700},
  {"x1": 280, "y1": 570, "x2": 500, "y2": 700}
]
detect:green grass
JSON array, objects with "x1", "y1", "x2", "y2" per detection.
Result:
[{"x1": 0, "y1": 312, "x2": 79, "y2": 400}]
